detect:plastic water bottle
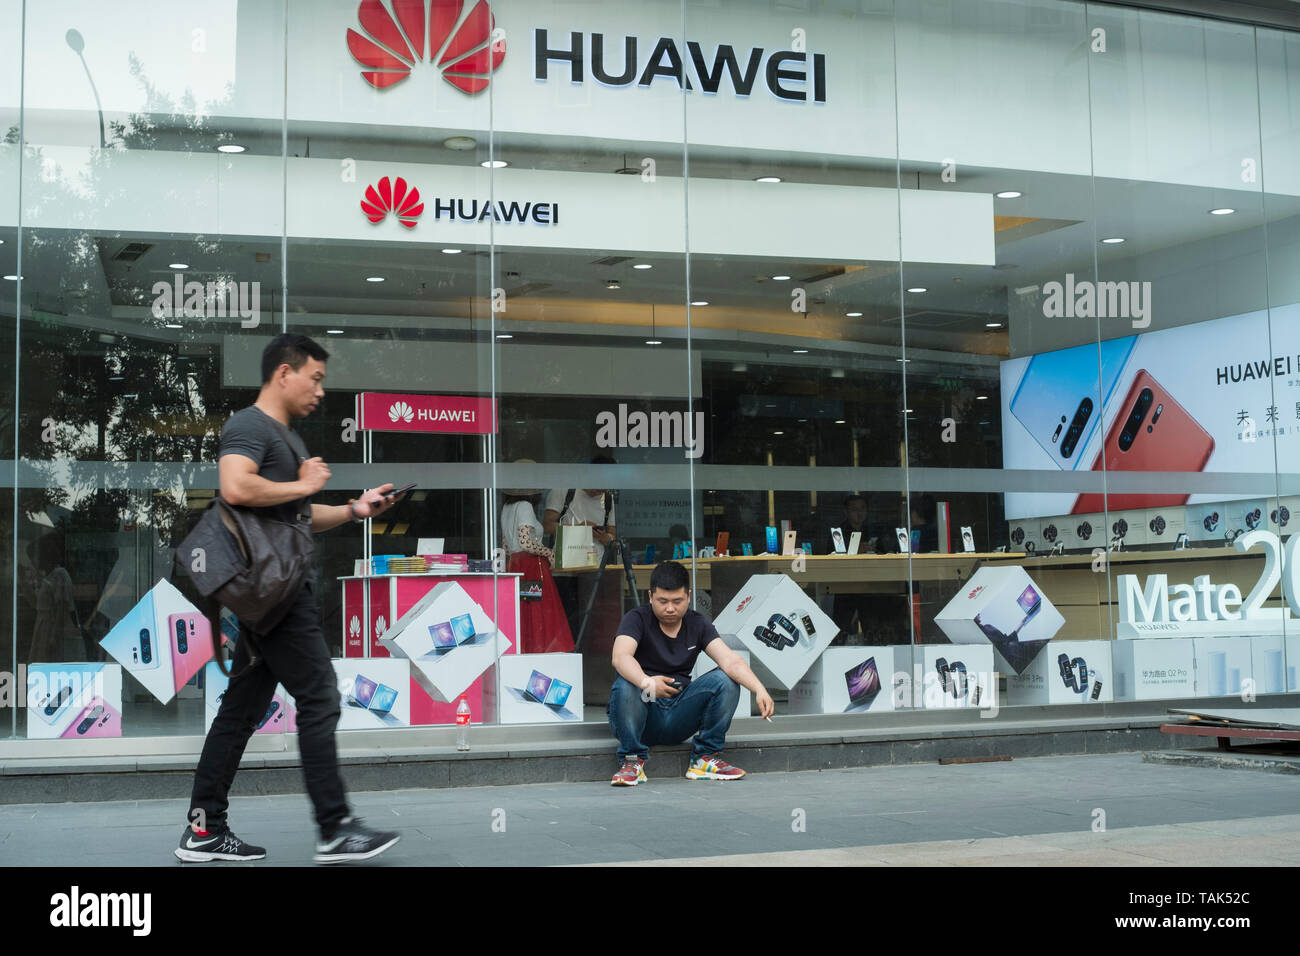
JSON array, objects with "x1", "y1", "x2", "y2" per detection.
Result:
[{"x1": 456, "y1": 696, "x2": 471, "y2": 751}]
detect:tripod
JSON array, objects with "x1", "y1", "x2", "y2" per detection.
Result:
[{"x1": 572, "y1": 535, "x2": 639, "y2": 654}]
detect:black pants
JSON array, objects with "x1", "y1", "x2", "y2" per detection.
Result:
[{"x1": 188, "y1": 582, "x2": 349, "y2": 835}]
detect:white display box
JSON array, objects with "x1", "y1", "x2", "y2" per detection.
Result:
[
  {"x1": 1223, "y1": 499, "x2": 1269, "y2": 540},
  {"x1": 26, "y1": 664, "x2": 123, "y2": 739},
  {"x1": 332, "y1": 659, "x2": 412, "y2": 729},
  {"x1": 711, "y1": 574, "x2": 837, "y2": 689},
  {"x1": 934, "y1": 565, "x2": 1064, "y2": 674},
  {"x1": 1191, "y1": 636, "x2": 1254, "y2": 698},
  {"x1": 97, "y1": 579, "x2": 220, "y2": 704},
  {"x1": 1267, "y1": 497, "x2": 1300, "y2": 537},
  {"x1": 1248, "y1": 636, "x2": 1286, "y2": 695},
  {"x1": 691, "y1": 648, "x2": 752, "y2": 719},
  {"x1": 1185, "y1": 502, "x2": 1227, "y2": 543},
  {"x1": 1063, "y1": 514, "x2": 1105, "y2": 551},
  {"x1": 1112, "y1": 638, "x2": 1195, "y2": 700},
  {"x1": 917, "y1": 645, "x2": 994, "y2": 710},
  {"x1": 1107, "y1": 509, "x2": 1149, "y2": 548},
  {"x1": 1007, "y1": 640, "x2": 1113, "y2": 705},
  {"x1": 379, "y1": 581, "x2": 512, "y2": 702},
  {"x1": 1142, "y1": 507, "x2": 1186, "y2": 545},
  {"x1": 788, "y1": 646, "x2": 896, "y2": 715},
  {"x1": 1007, "y1": 519, "x2": 1040, "y2": 556},
  {"x1": 203, "y1": 662, "x2": 296, "y2": 735},
  {"x1": 494, "y1": 654, "x2": 584, "y2": 723}
]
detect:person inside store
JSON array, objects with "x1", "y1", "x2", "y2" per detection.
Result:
[
  {"x1": 27, "y1": 532, "x2": 78, "y2": 664},
  {"x1": 828, "y1": 494, "x2": 880, "y2": 643},
  {"x1": 607, "y1": 560, "x2": 774, "y2": 786},
  {"x1": 909, "y1": 494, "x2": 939, "y2": 553},
  {"x1": 179, "y1": 333, "x2": 405, "y2": 865},
  {"x1": 500, "y1": 464, "x2": 575, "y2": 654},
  {"x1": 543, "y1": 455, "x2": 619, "y2": 634}
]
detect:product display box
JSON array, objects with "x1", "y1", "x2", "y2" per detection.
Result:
[
  {"x1": 26, "y1": 664, "x2": 122, "y2": 740},
  {"x1": 691, "y1": 647, "x2": 752, "y2": 719},
  {"x1": 1006, "y1": 518, "x2": 1041, "y2": 556},
  {"x1": 1187, "y1": 499, "x2": 1267, "y2": 544},
  {"x1": 491, "y1": 653, "x2": 583, "y2": 723},
  {"x1": 1052, "y1": 514, "x2": 1103, "y2": 552},
  {"x1": 332, "y1": 659, "x2": 412, "y2": 729},
  {"x1": 934, "y1": 565, "x2": 1064, "y2": 675},
  {"x1": 1191, "y1": 636, "x2": 1253, "y2": 698},
  {"x1": 1245, "y1": 636, "x2": 1288, "y2": 695},
  {"x1": 203, "y1": 662, "x2": 297, "y2": 735},
  {"x1": 1267, "y1": 497, "x2": 1300, "y2": 537},
  {"x1": 1141, "y1": 506, "x2": 1186, "y2": 545},
  {"x1": 1112, "y1": 638, "x2": 1195, "y2": 700},
  {"x1": 918, "y1": 644, "x2": 994, "y2": 710},
  {"x1": 379, "y1": 580, "x2": 512, "y2": 702},
  {"x1": 98, "y1": 579, "x2": 223, "y2": 703},
  {"x1": 711, "y1": 574, "x2": 837, "y2": 689},
  {"x1": 1007, "y1": 640, "x2": 1113, "y2": 705},
  {"x1": 1105, "y1": 509, "x2": 1149, "y2": 548},
  {"x1": 788, "y1": 646, "x2": 896, "y2": 715}
]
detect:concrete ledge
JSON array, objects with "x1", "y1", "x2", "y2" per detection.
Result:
[
  {"x1": 0, "y1": 717, "x2": 1173, "y2": 804},
  {"x1": 1143, "y1": 748, "x2": 1300, "y2": 775}
]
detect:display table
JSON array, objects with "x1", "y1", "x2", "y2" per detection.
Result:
[{"x1": 339, "y1": 572, "x2": 520, "y2": 724}]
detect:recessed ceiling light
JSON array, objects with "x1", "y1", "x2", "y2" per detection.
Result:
[
  {"x1": 986, "y1": 322, "x2": 1003, "y2": 328},
  {"x1": 906, "y1": 287, "x2": 927, "y2": 293},
  {"x1": 754, "y1": 176, "x2": 782, "y2": 183},
  {"x1": 441, "y1": 248, "x2": 462, "y2": 254},
  {"x1": 904, "y1": 408, "x2": 914, "y2": 414},
  {"x1": 834, "y1": 419, "x2": 846, "y2": 424},
  {"x1": 798, "y1": 418, "x2": 808, "y2": 423},
  {"x1": 0, "y1": 239, "x2": 6, "y2": 245},
  {"x1": 793, "y1": 348, "x2": 809, "y2": 354},
  {"x1": 773, "y1": 430, "x2": 785, "y2": 435},
  {"x1": 995, "y1": 191, "x2": 1023, "y2": 199},
  {"x1": 606, "y1": 280, "x2": 621, "y2": 290},
  {"x1": 326, "y1": 329, "x2": 345, "y2": 335},
  {"x1": 975, "y1": 395, "x2": 989, "y2": 400},
  {"x1": 165, "y1": 322, "x2": 183, "y2": 329},
  {"x1": 480, "y1": 159, "x2": 508, "y2": 168},
  {"x1": 645, "y1": 339, "x2": 662, "y2": 345},
  {"x1": 846, "y1": 311, "x2": 863, "y2": 317},
  {"x1": 772, "y1": 275, "x2": 791, "y2": 281},
  {"x1": 366, "y1": 276, "x2": 385, "y2": 282},
  {"x1": 216, "y1": 144, "x2": 245, "y2": 153},
  {"x1": 443, "y1": 136, "x2": 477, "y2": 150},
  {"x1": 108, "y1": 375, "x2": 124, "y2": 381},
  {"x1": 1209, "y1": 207, "x2": 1235, "y2": 215},
  {"x1": 632, "y1": 263, "x2": 652, "y2": 270},
  {"x1": 691, "y1": 300, "x2": 708, "y2": 306},
  {"x1": 1100, "y1": 237, "x2": 1125, "y2": 244},
  {"x1": 496, "y1": 333, "x2": 513, "y2": 339},
  {"x1": 896, "y1": 358, "x2": 910, "y2": 363},
  {"x1": 3, "y1": 275, "x2": 20, "y2": 281},
  {"x1": 168, "y1": 262, "x2": 189, "y2": 270}
]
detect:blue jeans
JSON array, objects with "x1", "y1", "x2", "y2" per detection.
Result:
[{"x1": 608, "y1": 669, "x2": 742, "y2": 761}]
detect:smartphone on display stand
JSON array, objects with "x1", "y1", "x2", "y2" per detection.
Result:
[{"x1": 1072, "y1": 369, "x2": 1215, "y2": 514}]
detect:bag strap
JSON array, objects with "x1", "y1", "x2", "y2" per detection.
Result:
[
  {"x1": 558, "y1": 488, "x2": 576, "y2": 522},
  {"x1": 261, "y1": 413, "x2": 312, "y2": 521}
]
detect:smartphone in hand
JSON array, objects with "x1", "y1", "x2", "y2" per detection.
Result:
[{"x1": 385, "y1": 482, "x2": 416, "y2": 500}]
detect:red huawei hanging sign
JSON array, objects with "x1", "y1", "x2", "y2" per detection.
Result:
[
  {"x1": 357, "y1": 392, "x2": 498, "y2": 435},
  {"x1": 347, "y1": 0, "x2": 506, "y2": 95}
]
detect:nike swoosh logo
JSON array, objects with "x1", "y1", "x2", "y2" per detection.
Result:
[
  {"x1": 318, "y1": 837, "x2": 345, "y2": 852},
  {"x1": 184, "y1": 836, "x2": 210, "y2": 849}
]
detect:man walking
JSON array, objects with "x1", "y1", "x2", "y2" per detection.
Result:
[
  {"x1": 177, "y1": 334, "x2": 405, "y2": 864},
  {"x1": 608, "y1": 560, "x2": 774, "y2": 785}
]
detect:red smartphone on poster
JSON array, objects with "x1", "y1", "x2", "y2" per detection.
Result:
[
  {"x1": 715, "y1": 532, "x2": 730, "y2": 556},
  {"x1": 1071, "y1": 369, "x2": 1215, "y2": 514}
]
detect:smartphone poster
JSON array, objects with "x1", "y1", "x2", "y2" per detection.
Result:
[
  {"x1": 98, "y1": 579, "x2": 222, "y2": 704},
  {"x1": 1001, "y1": 303, "x2": 1300, "y2": 519},
  {"x1": 26, "y1": 664, "x2": 123, "y2": 739}
]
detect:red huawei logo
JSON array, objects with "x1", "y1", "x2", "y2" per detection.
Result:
[
  {"x1": 347, "y1": 0, "x2": 506, "y2": 95},
  {"x1": 362, "y1": 176, "x2": 424, "y2": 227},
  {"x1": 735, "y1": 595, "x2": 753, "y2": 614},
  {"x1": 967, "y1": 585, "x2": 985, "y2": 600}
]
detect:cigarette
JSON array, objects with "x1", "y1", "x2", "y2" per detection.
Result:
[{"x1": 764, "y1": 715, "x2": 773, "y2": 722}]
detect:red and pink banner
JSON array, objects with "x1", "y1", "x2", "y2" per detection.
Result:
[{"x1": 356, "y1": 392, "x2": 497, "y2": 434}]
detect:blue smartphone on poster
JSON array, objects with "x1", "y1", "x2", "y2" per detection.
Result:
[{"x1": 1008, "y1": 335, "x2": 1136, "y2": 470}]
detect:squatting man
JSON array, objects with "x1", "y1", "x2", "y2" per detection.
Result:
[{"x1": 608, "y1": 560, "x2": 774, "y2": 785}]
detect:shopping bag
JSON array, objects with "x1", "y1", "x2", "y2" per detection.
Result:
[{"x1": 555, "y1": 524, "x2": 596, "y2": 569}]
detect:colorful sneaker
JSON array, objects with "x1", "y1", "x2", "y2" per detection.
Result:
[
  {"x1": 611, "y1": 757, "x2": 647, "y2": 786},
  {"x1": 686, "y1": 753, "x2": 746, "y2": 781},
  {"x1": 174, "y1": 826, "x2": 266, "y2": 863}
]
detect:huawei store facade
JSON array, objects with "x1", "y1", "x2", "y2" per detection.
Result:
[{"x1": 3, "y1": 0, "x2": 1300, "y2": 757}]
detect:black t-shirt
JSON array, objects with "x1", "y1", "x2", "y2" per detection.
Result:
[
  {"x1": 617, "y1": 605, "x2": 721, "y2": 688},
  {"x1": 219, "y1": 406, "x2": 312, "y2": 523}
]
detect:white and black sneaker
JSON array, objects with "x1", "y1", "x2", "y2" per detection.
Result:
[
  {"x1": 175, "y1": 826, "x2": 266, "y2": 863},
  {"x1": 313, "y1": 816, "x2": 400, "y2": 865}
]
